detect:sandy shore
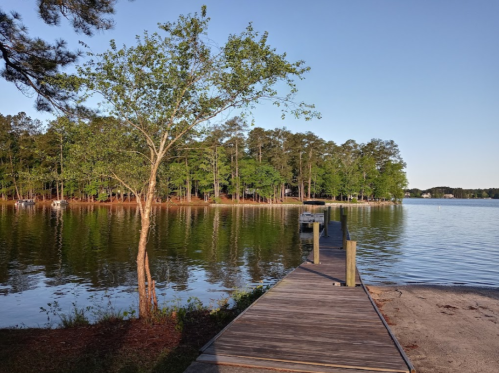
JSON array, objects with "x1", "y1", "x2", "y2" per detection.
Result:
[{"x1": 368, "y1": 285, "x2": 499, "y2": 373}]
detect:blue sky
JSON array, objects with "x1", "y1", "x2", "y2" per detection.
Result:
[{"x1": 1, "y1": 0, "x2": 498, "y2": 189}]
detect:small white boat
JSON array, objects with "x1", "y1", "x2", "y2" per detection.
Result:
[
  {"x1": 15, "y1": 199, "x2": 36, "y2": 207},
  {"x1": 52, "y1": 200, "x2": 69, "y2": 207}
]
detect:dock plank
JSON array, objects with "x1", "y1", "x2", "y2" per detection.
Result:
[{"x1": 195, "y1": 221, "x2": 414, "y2": 373}]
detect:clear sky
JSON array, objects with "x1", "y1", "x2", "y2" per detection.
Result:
[{"x1": 1, "y1": 0, "x2": 498, "y2": 189}]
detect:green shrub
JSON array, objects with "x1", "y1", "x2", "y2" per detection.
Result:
[
  {"x1": 96, "y1": 309, "x2": 126, "y2": 323},
  {"x1": 97, "y1": 192, "x2": 109, "y2": 202},
  {"x1": 59, "y1": 303, "x2": 91, "y2": 328},
  {"x1": 231, "y1": 284, "x2": 269, "y2": 314}
]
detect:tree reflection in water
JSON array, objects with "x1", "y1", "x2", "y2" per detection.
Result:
[{"x1": 0, "y1": 205, "x2": 308, "y2": 327}]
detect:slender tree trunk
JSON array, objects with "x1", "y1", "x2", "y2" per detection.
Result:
[
  {"x1": 230, "y1": 153, "x2": 234, "y2": 201},
  {"x1": 9, "y1": 154, "x2": 20, "y2": 200},
  {"x1": 235, "y1": 141, "x2": 240, "y2": 202},
  {"x1": 213, "y1": 147, "x2": 219, "y2": 198},
  {"x1": 307, "y1": 161, "x2": 312, "y2": 199},
  {"x1": 60, "y1": 135, "x2": 64, "y2": 201},
  {"x1": 299, "y1": 152, "x2": 303, "y2": 201},
  {"x1": 137, "y1": 167, "x2": 159, "y2": 319},
  {"x1": 186, "y1": 158, "x2": 191, "y2": 202}
]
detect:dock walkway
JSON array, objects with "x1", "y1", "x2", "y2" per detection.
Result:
[{"x1": 190, "y1": 221, "x2": 415, "y2": 373}]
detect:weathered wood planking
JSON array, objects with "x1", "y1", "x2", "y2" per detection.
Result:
[{"x1": 196, "y1": 221, "x2": 415, "y2": 373}]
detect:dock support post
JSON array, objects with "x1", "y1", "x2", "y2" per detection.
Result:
[
  {"x1": 346, "y1": 240, "x2": 356, "y2": 287},
  {"x1": 341, "y1": 212, "x2": 347, "y2": 249},
  {"x1": 313, "y1": 222, "x2": 320, "y2": 264},
  {"x1": 324, "y1": 210, "x2": 328, "y2": 237},
  {"x1": 327, "y1": 206, "x2": 331, "y2": 223}
]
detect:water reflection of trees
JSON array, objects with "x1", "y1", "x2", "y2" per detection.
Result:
[
  {"x1": 0, "y1": 205, "x2": 305, "y2": 296},
  {"x1": 147, "y1": 206, "x2": 304, "y2": 291}
]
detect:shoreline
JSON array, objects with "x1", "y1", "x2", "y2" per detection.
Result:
[
  {"x1": 0, "y1": 199, "x2": 396, "y2": 207},
  {"x1": 368, "y1": 284, "x2": 499, "y2": 373},
  {"x1": 1, "y1": 284, "x2": 496, "y2": 373}
]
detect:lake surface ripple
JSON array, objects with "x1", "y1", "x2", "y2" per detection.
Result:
[
  {"x1": 0, "y1": 199, "x2": 498, "y2": 327},
  {"x1": 349, "y1": 199, "x2": 499, "y2": 287}
]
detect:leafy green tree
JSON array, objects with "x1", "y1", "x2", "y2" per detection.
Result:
[
  {"x1": 338, "y1": 140, "x2": 360, "y2": 201},
  {"x1": 0, "y1": 1, "x2": 116, "y2": 111},
  {"x1": 310, "y1": 165, "x2": 325, "y2": 198},
  {"x1": 289, "y1": 132, "x2": 306, "y2": 201},
  {"x1": 247, "y1": 127, "x2": 269, "y2": 164},
  {"x1": 385, "y1": 161, "x2": 408, "y2": 201},
  {"x1": 0, "y1": 112, "x2": 41, "y2": 199},
  {"x1": 267, "y1": 127, "x2": 293, "y2": 200},
  {"x1": 239, "y1": 158, "x2": 258, "y2": 200},
  {"x1": 302, "y1": 131, "x2": 325, "y2": 199},
  {"x1": 254, "y1": 163, "x2": 283, "y2": 203},
  {"x1": 323, "y1": 162, "x2": 342, "y2": 200},
  {"x1": 74, "y1": 8, "x2": 318, "y2": 318},
  {"x1": 223, "y1": 117, "x2": 248, "y2": 202},
  {"x1": 362, "y1": 138, "x2": 406, "y2": 170},
  {"x1": 201, "y1": 125, "x2": 230, "y2": 199},
  {"x1": 357, "y1": 155, "x2": 377, "y2": 201}
]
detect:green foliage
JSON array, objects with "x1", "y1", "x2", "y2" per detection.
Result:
[
  {"x1": 40, "y1": 301, "x2": 91, "y2": 328},
  {"x1": 59, "y1": 305, "x2": 91, "y2": 328},
  {"x1": 0, "y1": 110, "x2": 411, "y2": 203},
  {"x1": 149, "y1": 286, "x2": 269, "y2": 332},
  {"x1": 97, "y1": 192, "x2": 108, "y2": 202},
  {"x1": 231, "y1": 284, "x2": 269, "y2": 314},
  {"x1": 0, "y1": 1, "x2": 116, "y2": 112}
]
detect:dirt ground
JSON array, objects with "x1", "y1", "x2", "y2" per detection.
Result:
[
  {"x1": 368, "y1": 285, "x2": 499, "y2": 373},
  {"x1": 0, "y1": 310, "x2": 228, "y2": 373}
]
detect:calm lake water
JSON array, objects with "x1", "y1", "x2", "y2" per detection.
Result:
[{"x1": 1, "y1": 199, "x2": 498, "y2": 327}]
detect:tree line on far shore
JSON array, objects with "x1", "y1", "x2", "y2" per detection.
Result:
[
  {"x1": 405, "y1": 187, "x2": 499, "y2": 199},
  {"x1": 0, "y1": 112, "x2": 408, "y2": 203}
]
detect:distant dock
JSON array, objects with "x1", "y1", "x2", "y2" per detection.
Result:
[{"x1": 188, "y1": 221, "x2": 415, "y2": 373}]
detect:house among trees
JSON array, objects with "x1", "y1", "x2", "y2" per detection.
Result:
[
  {"x1": 421, "y1": 193, "x2": 431, "y2": 198},
  {"x1": 443, "y1": 194, "x2": 454, "y2": 198}
]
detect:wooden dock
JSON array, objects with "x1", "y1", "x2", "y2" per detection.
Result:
[{"x1": 194, "y1": 221, "x2": 415, "y2": 373}]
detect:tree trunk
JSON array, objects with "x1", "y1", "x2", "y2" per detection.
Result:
[
  {"x1": 230, "y1": 152, "x2": 234, "y2": 201},
  {"x1": 136, "y1": 168, "x2": 159, "y2": 319},
  {"x1": 9, "y1": 154, "x2": 20, "y2": 200},
  {"x1": 213, "y1": 147, "x2": 219, "y2": 198},
  {"x1": 307, "y1": 162, "x2": 312, "y2": 199},
  {"x1": 235, "y1": 141, "x2": 240, "y2": 202},
  {"x1": 60, "y1": 135, "x2": 64, "y2": 201},
  {"x1": 186, "y1": 158, "x2": 191, "y2": 203},
  {"x1": 299, "y1": 152, "x2": 303, "y2": 201}
]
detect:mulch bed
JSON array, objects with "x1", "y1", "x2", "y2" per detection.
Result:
[{"x1": 0, "y1": 310, "x2": 227, "y2": 373}]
